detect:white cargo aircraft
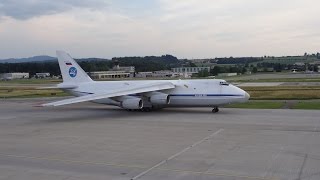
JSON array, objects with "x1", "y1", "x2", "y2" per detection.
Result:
[{"x1": 40, "y1": 51, "x2": 250, "y2": 113}]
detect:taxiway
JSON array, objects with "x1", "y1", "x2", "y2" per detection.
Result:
[{"x1": 0, "y1": 98, "x2": 320, "y2": 180}]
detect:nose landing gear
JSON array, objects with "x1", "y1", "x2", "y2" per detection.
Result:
[{"x1": 212, "y1": 107, "x2": 219, "y2": 113}]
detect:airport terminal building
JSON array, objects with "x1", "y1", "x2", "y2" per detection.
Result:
[
  {"x1": 88, "y1": 65, "x2": 135, "y2": 79},
  {"x1": 89, "y1": 71, "x2": 133, "y2": 79},
  {"x1": 0, "y1": 72, "x2": 29, "y2": 80},
  {"x1": 171, "y1": 67, "x2": 210, "y2": 74}
]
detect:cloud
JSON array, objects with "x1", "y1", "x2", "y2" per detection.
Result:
[
  {"x1": 0, "y1": 0, "x2": 319, "y2": 58},
  {"x1": 155, "y1": 0, "x2": 320, "y2": 54},
  {"x1": 0, "y1": 0, "x2": 108, "y2": 20}
]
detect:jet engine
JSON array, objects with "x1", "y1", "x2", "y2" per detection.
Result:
[
  {"x1": 150, "y1": 93, "x2": 170, "y2": 105},
  {"x1": 121, "y1": 98, "x2": 143, "y2": 109}
]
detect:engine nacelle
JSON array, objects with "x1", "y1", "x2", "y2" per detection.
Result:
[
  {"x1": 150, "y1": 93, "x2": 170, "y2": 105},
  {"x1": 121, "y1": 98, "x2": 143, "y2": 109}
]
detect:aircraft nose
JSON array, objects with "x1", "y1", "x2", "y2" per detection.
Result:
[{"x1": 245, "y1": 92, "x2": 250, "y2": 100}]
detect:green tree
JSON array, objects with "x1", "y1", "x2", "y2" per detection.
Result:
[
  {"x1": 241, "y1": 67, "x2": 247, "y2": 74},
  {"x1": 274, "y1": 63, "x2": 282, "y2": 72},
  {"x1": 252, "y1": 67, "x2": 258, "y2": 73},
  {"x1": 210, "y1": 66, "x2": 220, "y2": 75},
  {"x1": 197, "y1": 70, "x2": 209, "y2": 77},
  {"x1": 189, "y1": 62, "x2": 197, "y2": 67}
]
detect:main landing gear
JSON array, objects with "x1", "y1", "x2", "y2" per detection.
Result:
[
  {"x1": 212, "y1": 106, "x2": 219, "y2": 113},
  {"x1": 126, "y1": 107, "x2": 152, "y2": 112}
]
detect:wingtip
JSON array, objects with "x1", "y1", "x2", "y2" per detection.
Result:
[{"x1": 33, "y1": 102, "x2": 54, "y2": 107}]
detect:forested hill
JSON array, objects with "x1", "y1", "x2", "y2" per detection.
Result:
[
  {"x1": 0, "y1": 55, "x2": 183, "y2": 75},
  {"x1": 0, "y1": 56, "x2": 56, "y2": 63},
  {"x1": 216, "y1": 57, "x2": 263, "y2": 64},
  {"x1": 112, "y1": 55, "x2": 182, "y2": 72}
]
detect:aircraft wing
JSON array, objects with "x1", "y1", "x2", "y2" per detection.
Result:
[{"x1": 41, "y1": 82, "x2": 175, "y2": 107}]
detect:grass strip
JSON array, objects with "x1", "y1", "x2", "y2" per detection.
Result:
[
  {"x1": 292, "y1": 102, "x2": 320, "y2": 110},
  {"x1": 234, "y1": 78, "x2": 320, "y2": 82},
  {"x1": 241, "y1": 86, "x2": 320, "y2": 100},
  {"x1": 0, "y1": 87, "x2": 67, "y2": 98},
  {"x1": 0, "y1": 79, "x2": 62, "y2": 84}
]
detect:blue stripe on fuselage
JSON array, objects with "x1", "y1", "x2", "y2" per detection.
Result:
[{"x1": 169, "y1": 94, "x2": 243, "y2": 97}]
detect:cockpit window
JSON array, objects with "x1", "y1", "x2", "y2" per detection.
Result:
[{"x1": 220, "y1": 81, "x2": 229, "y2": 86}]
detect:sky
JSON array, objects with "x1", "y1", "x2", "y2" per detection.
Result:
[{"x1": 0, "y1": 0, "x2": 319, "y2": 59}]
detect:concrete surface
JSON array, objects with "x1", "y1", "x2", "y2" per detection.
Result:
[
  {"x1": 237, "y1": 82, "x2": 284, "y2": 87},
  {"x1": 0, "y1": 98, "x2": 320, "y2": 180},
  {"x1": 225, "y1": 73, "x2": 320, "y2": 81},
  {"x1": 237, "y1": 82, "x2": 320, "y2": 87}
]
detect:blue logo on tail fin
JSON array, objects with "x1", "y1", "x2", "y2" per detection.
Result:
[{"x1": 69, "y1": 67, "x2": 77, "y2": 78}]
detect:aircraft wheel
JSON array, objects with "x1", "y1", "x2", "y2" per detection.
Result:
[
  {"x1": 141, "y1": 107, "x2": 151, "y2": 112},
  {"x1": 212, "y1": 107, "x2": 219, "y2": 113}
]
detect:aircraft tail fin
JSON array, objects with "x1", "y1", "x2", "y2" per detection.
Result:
[{"x1": 56, "y1": 50, "x2": 93, "y2": 84}]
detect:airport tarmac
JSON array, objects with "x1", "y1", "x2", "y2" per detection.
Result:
[
  {"x1": 1, "y1": 98, "x2": 320, "y2": 180},
  {"x1": 226, "y1": 73, "x2": 320, "y2": 81},
  {"x1": 237, "y1": 82, "x2": 320, "y2": 87}
]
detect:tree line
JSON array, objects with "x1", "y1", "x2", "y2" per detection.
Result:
[
  {"x1": 0, "y1": 55, "x2": 183, "y2": 76},
  {"x1": 1, "y1": 54, "x2": 318, "y2": 78},
  {"x1": 112, "y1": 55, "x2": 182, "y2": 72},
  {"x1": 215, "y1": 57, "x2": 263, "y2": 64}
]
